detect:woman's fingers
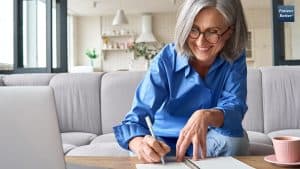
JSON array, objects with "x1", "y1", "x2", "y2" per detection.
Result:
[
  {"x1": 159, "y1": 141, "x2": 171, "y2": 153},
  {"x1": 192, "y1": 136, "x2": 200, "y2": 160},
  {"x1": 176, "y1": 130, "x2": 185, "y2": 161},
  {"x1": 129, "y1": 135, "x2": 170, "y2": 163},
  {"x1": 144, "y1": 135, "x2": 169, "y2": 156},
  {"x1": 142, "y1": 143, "x2": 161, "y2": 162},
  {"x1": 199, "y1": 131, "x2": 207, "y2": 159},
  {"x1": 136, "y1": 141, "x2": 160, "y2": 163},
  {"x1": 176, "y1": 130, "x2": 192, "y2": 162},
  {"x1": 137, "y1": 135, "x2": 172, "y2": 163},
  {"x1": 176, "y1": 109, "x2": 209, "y2": 161}
]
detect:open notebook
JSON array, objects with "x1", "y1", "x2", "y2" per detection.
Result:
[{"x1": 136, "y1": 156, "x2": 255, "y2": 169}]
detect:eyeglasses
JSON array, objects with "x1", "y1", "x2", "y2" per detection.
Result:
[{"x1": 188, "y1": 26, "x2": 232, "y2": 44}]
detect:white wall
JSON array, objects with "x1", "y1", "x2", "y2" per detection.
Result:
[
  {"x1": 73, "y1": 13, "x2": 177, "y2": 71},
  {"x1": 153, "y1": 13, "x2": 177, "y2": 43},
  {"x1": 244, "y1": 7, "x2": 273, "y2": 67},
  {"x1": 291, "y1": 1, "x2": 300, "y2": 60},
  {"x1": 72, "y1": 7, "x2": 274, "y2": 71},
  {"x1": 75, "y1": 16, "x2": 101, "y2": 68}
]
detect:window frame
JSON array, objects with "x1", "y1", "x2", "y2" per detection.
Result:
[
  {"x1": 272, "y1": 0, "x2": 300, "y2": 65},
  {"x1": 0, "y1": 0, "x2": 67, "y2": 74}
]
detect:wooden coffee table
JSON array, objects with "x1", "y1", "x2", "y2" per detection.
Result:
[{"x1": 65, "y1": 156, "x2": 296, "y2": 169}]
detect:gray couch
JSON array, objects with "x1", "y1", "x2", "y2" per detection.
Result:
[{"x1": 1, "y1": 66, "x2": 300, "y2": 156}]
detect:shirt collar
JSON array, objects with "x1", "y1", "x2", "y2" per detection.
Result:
[
  {"x1": 175, "y1": 54, "x2": 226, "y2": 77},
  {"x1": 208, "y1": 55, "x2": 226, "y2": 74},
  {"x1": 175, "y1": 54, "x2": 189, "y2": 72}
]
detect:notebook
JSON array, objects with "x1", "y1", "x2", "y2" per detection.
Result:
[
  {"x1": 0, "y1": 87, "x2": 106, "y2": 169},
  {"x1": 136, "y1": 156, "x2": 255, "y2": 169}
]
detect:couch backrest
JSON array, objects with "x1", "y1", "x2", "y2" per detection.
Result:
[
  {"x1": 2, "y1": 73, "x2": 55, "y2": 86},
  {"x1": 49, "y1": 73, "x2": 104, "y2": 135},
  {"x1": 243, "y1": 68, "x2": 264, "y2": 132},
  {"x1": 261, "y1": 66, "x2": 300, "y2": 133},
  {"x1": 101, "y1": 71, "x2": 145, "y2": 134},
  {"x1": 3, "y1": 66, "x2": 298, "y2": 135},
  {"x1": 101, "y1": 69, "x2": 265, "y2": 134}
]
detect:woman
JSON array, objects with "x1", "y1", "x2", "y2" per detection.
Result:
[{"x1": 114, "y1": 0, "x2": 249, "y2": 163}]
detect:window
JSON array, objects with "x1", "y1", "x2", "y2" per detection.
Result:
[
  {"x1": 0, "y1": 1, "x2": 14, "y2": 70},
  {"x1": 273, "y1": 0, "x2": 300, "y2": 65},
  {"x1": 0, "y1": 0, "x2": 67, "y2": 74},
  {"x1": 23, "y1": 0, "x2": 46, "y2": 68}
]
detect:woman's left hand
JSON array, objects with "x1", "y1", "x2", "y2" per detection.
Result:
[
  {"x1": 176, "y1": 109, "x2": 209, "y2": 161},
  {"x1": 176, "y1": 109, "x2": 224, "y2": 162}
]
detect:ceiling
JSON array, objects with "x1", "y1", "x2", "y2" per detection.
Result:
[{"x1": 68, "y1": 0, "x2": 271, "y2": 16}]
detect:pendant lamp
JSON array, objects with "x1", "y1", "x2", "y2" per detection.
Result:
[{"x1": 112, "y1": 0, "x2": 128, "y2": 25}]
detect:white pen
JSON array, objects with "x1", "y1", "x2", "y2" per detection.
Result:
[{"x1": 145, "y1": 116, "x2": 166, "y2": 165}]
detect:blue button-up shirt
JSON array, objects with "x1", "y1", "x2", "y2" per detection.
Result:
[{"x1": 113, "y1": 43, "x2": 248, "y2": 150}]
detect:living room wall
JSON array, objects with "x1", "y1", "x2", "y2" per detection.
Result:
[
  {"x1": 244, "y1": 8, "x2": 273, "y2": 67},
  {"x1": 70, "y1": 13, "x2": 176, "y2": 71},
  {"x1": 70, "y1": 7, "x2": 273, "y2": 71}
]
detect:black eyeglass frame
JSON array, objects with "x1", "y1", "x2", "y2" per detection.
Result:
[{"x1": 188, "y1": 26, "x2": 232, "y2": 44}]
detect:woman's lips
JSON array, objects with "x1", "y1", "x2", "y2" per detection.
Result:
[{"x1": 197, "y1": 46, "x2": 211, "y2": 52}]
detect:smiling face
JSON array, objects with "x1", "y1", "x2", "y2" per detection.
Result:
[{"x1": 187, "y1": 7, "x2": 232, "y2": 67}]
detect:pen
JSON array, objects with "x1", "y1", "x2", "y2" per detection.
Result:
[
  {"x1": 145, "y1": 116, "x2": 166, "y2": 165},
  {"x1": 184, "y1": 158, "x2": 201, "y2": 169}
]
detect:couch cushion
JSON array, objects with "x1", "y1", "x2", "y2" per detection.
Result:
[
  {"x1": 2, "y1": 73, "x2": 55, "y2": 86},
  {"x1": 247, "y1": 131, "x2": 272, "y2": 145},
  {"x1": 267, "y1": 129, "x2": 300, "y2": 138},
  {"x1": 247, "y1": 130, "x2": 274, "y2": 155},
  {"x1": 261, "y1": 66, "x2": 300, "y2": 133},
  {"x1": 90, "y1": 133, "x2": 116, "y2": 144},
  {"x1": 66, "y1": 142, "x2": 129, "y2": 156},
  {"x1": 63, "y1": 144, "x2": 76, "y2": 154},
  {"x1": 249, "y1": 143, "x2": 274, "y2": 155},
  {"x1": 243, "y1": 68, "x2": 264, "y2": 132},
  {"x1": 50, "y1": 73, "x2": 104, "y2": 134},
  {"x1": 61, "y1": 132, "x2": 97, "y2": 146},
  {"x1": 101, "y1": 71, "x2": 146, "y2": 134}
]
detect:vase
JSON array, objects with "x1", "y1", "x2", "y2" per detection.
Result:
[{"x1": 90, "y1": 60, "x2": 94, "y2": 67}]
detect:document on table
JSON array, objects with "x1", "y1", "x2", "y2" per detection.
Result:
[{"x1": 136, "y1": 157, "x2": 255, "y2": 169}]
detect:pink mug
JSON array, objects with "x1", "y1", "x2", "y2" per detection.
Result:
[{"x1": 272, "y1": 136, "x2": 300, "y2": 163}]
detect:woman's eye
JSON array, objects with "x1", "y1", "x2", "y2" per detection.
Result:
[
  {"x1": 191, "y1": 27, "x2": 198, "y2": 32},
  {"x1": 207, "y1": 29, "x2": 219, "y2": 34}
]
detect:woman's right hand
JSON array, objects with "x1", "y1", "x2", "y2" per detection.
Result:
[{"x1": 129, "y1": 135, "x2": 171, "y2": 163}]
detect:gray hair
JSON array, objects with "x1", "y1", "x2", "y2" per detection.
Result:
[{"x1": 174, "y1": 0, "x2": 248, "y2": 62}]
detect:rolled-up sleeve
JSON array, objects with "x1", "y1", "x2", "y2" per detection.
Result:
[
  {"x1": 113, "y1": 53, "x2": 169, "y2": 150},
  {"x1": 214, "y1": 53, "x2": 248, "y2": 136}
]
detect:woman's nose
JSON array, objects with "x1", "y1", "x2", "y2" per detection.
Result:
[{"x1": 195, "y1": 33, "x2": 207, "y2": 45}]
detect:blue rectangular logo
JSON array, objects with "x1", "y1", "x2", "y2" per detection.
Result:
[{"x1": 278, "y1": 5, "x2": 294, "y2": 22}]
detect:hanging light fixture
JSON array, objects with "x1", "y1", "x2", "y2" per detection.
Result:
[{"x1": 112, "y1": 0, "x2": 128, "y2": 25}]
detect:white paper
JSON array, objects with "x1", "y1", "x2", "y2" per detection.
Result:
[
  {"x1": 193, "y1": 157, "x2": 255, "y2": 169},
  {"x1": 136, "y1": 157, "x2": 255, "y2": 169},
  {"x1": 136, "y1": 162, "x2": 189, "y2": 169}
]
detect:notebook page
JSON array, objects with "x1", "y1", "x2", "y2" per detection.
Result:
[
  {"x1": 136, "y1": 162, "x2": 189, "y2": 169},
  {"x1": 193, "y1": 156, "x2": 255, "y2": 169}
]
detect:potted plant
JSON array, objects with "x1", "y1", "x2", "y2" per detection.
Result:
[
  {"x1": 85, "y1": 48, "x2": 98, "y2": 66},
  {"x1": 129, "y1": 42, "x2": 164, "y2": 60},
  {"x1": 127, "y1": 42, "x2": 164, "y2": 70}
]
